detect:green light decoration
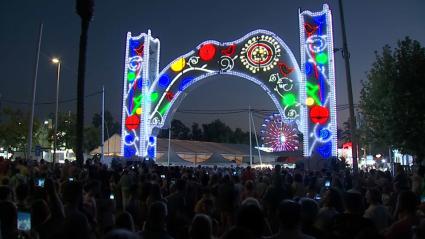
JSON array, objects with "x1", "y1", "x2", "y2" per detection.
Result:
[
  {"x1": 128, "y1": 71, "x2": 136, "y2": 82},
  {"x1": 282, "y1": 93, "x2": 296, "y2": 106},
  {"x1": 316, "y1": 53, "x2": 328, "y2": 64},
  {"x1": 131, "y1": 94, "x2": 143, "y2": 115},
  {"x1": 150, "y1": 92, "x2": 159, "y2": 102},
  {"x1": 306, "y1": 82, "x2": 321, "y2": 106},
  {"x1": 159, "y1": 103, "x2": 171, "y2": 116}
]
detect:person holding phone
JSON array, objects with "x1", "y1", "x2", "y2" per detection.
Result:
[
  {"x1": 17, "y1": 211, "x2": 31, "y2": 231},
  {"x1": 0, "y1": 201, "x2": 19, "y2": 239}
]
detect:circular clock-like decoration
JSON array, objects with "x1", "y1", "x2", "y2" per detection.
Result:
[{"x1": 240, "y1": 35, "x2": 281, "y2": 73}]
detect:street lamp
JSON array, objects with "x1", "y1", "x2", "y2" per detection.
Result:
[{"x1": 52, "y1": 58, "x2": 61, "y2": 164}]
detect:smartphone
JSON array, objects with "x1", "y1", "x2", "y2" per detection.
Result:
[
  {"x1": 314, "y1": 194, "x2": 321, "y2": 201},
  {"x1": 233, "y1": 171, "x2": 237, "y2": 176},
  {"x1": 110, "y1": 194, "x2": 115, "y2": 200},
  {"x1": 160, "y1": 174, "x2": 165, "y2": 179},
  {"x1": 131, "y1": 166, "x2": 135, "y2": 170},
  {"x1": 36, "y1": 178, "x2": 45, "y2": 187},
  {"x1": 17, "y1": 211, "x2": 31, "y2": 231},
  {"x1": 69, "y1": 177, "x2": 74, "y2": 182},
  {"x1": 324, "y1": 180, "x2": 331, "y2": 188}
]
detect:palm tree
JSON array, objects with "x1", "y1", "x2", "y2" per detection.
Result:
[{"x1": 75, "y1": 0, "x2": 94, "y2": 164}]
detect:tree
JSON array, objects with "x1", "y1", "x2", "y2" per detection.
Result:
[
  {"x1": 0, "y1": 108, "x2": 38, "y2": 157},
  {"x1": 202, "y1": 119, "x2": 233, "y2": 143},
  {"x1": 47, "y1": 112, "x2": 77, "y2": 153},
  {"x1": 231, "y1": 128, "x2": 250, "y2": 144},
  {"x1": 83, "y1": 111, "x2": 120, "y2": 153},
  {"x1": 360, "y1": 37, "x2": 425, "y2": 159},
  {"x1": 84, "y1": 126, "x2": 99, "y2": 153},
  {"x1": 190, "y1": 123, "x2": 203, "y2": 141},
  {"x1": 92, "y1": 111, "x2": 120, "y2": 137},
  {"x1": 157, "y1": 119, "x2": 252, "y2": 144},
  {"x1": 171, "y1": 119, "x2": 190, "y2": 140}
]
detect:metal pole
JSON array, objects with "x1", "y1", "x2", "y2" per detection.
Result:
[
  {"x1": 101, "y1": 86, "x2": 104, "y2": 160},
  {"x1": 250, "y1": 111, "x2": 262, "y2": 165},
  {"x1": 28, "y1": 23, "x2": 43, "y2": 160},
  {"x1": 338, "y1": 0, "x2": 358, "y2": 173},
  {"x1": 168, "y1": 127, "x2": 171, "y2": 166},
  {"x1": 249, "y1": 106, "x2": 252, "y2": 167},
  {"x1": 53, "y1": 61, "x2": 61, "y2": 164},
  {"x1": 389, "y1": 147, "x2": 393, "y2": 176}
]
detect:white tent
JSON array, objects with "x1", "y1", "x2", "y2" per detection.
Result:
[
  {"x1": 90, "y1": 134, "x2": 121, "y2": 156},
  {"x1": 200, "y1": 153, "x2": 232, "y2": 166},
  {"x1": 157, "y1": 148, "x2": 193, "y2": 166}
]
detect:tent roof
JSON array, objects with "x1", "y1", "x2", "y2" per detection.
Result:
[
  {"x1": 156, "y1": 148, "x2": 192, "y2": 166},
  {"x1": 201, "y1": 153, "x2": 232, "y2": 165},
  {"x1": 90, "y1": 134, "x2": 121, "y2": 155}
]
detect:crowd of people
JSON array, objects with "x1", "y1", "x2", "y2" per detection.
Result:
[{"x1": 0, "y1": 156, "x2": 425, "y2": 239}]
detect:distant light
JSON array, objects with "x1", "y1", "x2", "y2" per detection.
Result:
[
  {"x1": 280, "y1": 135, "x2": 286, "y2": 143},
  {"x1": 44, "y1": 120, "x2": 49, "y2": 125},
  {"x1": 376, "y1": 154, "x2": 382, "y2": 158},
  {"x1": 382, "y1": 159, "x2": 386, "y2": 163},
  {"x1": 52, "y1": 58, "x2": 60, "y2": 64},
  {"x1": 0, "y1": 147, "x2": 4, "y2": 151}
]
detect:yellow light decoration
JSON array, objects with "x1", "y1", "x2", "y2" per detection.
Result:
[
  {"x1": 171, "y1": 58, "x2": 186, "y2": 72},
  {"x1": 306, "y1": 97, "x2": 315, "y2": 106},
  {"x1": 136, "y1": 108, "x2": 142, "y2": 115}
]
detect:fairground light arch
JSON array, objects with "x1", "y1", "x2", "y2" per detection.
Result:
[{"x1": 120, "y1": 4, "x2": 337, "y2": 161}]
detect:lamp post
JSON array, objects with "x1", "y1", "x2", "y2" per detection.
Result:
[{"x1": 52, "y1": 58, "x2": 61, "y2": 164}]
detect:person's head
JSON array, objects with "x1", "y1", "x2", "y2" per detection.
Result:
[
  {"x1": 294, "y1": 173, "x2": 303, "y2": 183},
  {"x1": 274, "y1": 164, "x2": 281, "y2": 173},
  {"x1": 145, "y1": 201, "x2": 168, "y2": 231},
  {"x1": 31, "y1": 199, "x2": 50, "y2": 228},
  {"x1": 245, "y1": 180, "x2": 254, "y2": 191},
  {"x1": 15, "y1": 183, "x2": 29, "y2": 203},
  {"x1": 278, "y1": 200, "x2": 301, "y2": 231},
  {"x1": 83, "y1": 180, "x2": 101, "y2": 198},
  {"x1": 198, "y1": 198, "x2": 214, "y2": 215},
  {"x1": 0, "y1": 185, "x2": 12, "y2": 201},
  {"x1": 0, "y1": 201, "x2": 17, "y2": 236},
  {"x1": 149, "y1": 183, "x2": 162, "y2": 199},
  {"x1": 62, "y1": 181, "x2": 83, "y2": 207},
  {"x1": 221, "y1": 226, "x2": 255, "y2": 239},
  {"x1": 103, "y1": 229, "x2": 139, "y2": 239},
  {"x1": 189, "y1": 214, "x2": 212, "y2": 239},
  {"x1": 236, "y1": 202, "x2": 265, "y2": 237},
  {"x1": 417, "y1": 166, "x2": 425, "y2": 178},
  {"x1": 299, "y1": 198, "x2": 319, "y2": 225},
  {"x1": 397, "y1": 190, "x2": 419, "y2": 217},
  {"x1": 175, "y1": 178, "x2": 186, "y2": 192},
  {"x1": 115, "y1": 211, "x2": 135, "y2": 232},
  {"x1": 366, "y1": 188, "x2": 381, "y2": 205},
  {"x1": 344, "y1": 190, "x2": 364, "y2": 214},
  {"x1": 323, "y1": 188, "x2": 343, "y2": 212}
]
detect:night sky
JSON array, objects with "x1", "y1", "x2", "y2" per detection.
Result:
[{"x1": 1, "y1": 0, "x2": 424, "y2": 132}]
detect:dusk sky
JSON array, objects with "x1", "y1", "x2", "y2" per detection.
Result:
[{"x1": 1, "y1": 0, "x2": 424, "y2": 132}]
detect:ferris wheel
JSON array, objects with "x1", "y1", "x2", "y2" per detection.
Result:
[{"x1": 260, "y1": 114, "x2": 300, "y2": 152}]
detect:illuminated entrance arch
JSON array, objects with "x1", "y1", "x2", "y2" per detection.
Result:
[{"x1": 120, "y1": 4, "x2": 337, "y2": 161}]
